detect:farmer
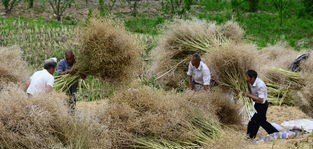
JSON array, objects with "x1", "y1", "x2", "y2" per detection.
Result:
[
  {"x1": 26, "y1": 58, "x2": 57, "y2": 96},
  {"x1": 57, "y1": 50, "x2": 77, "y2": 112},
  {"x1": 187, "y1": 53, "x2": 211, "y2": 92},
  {"x1": 57, "y1": 50, "x2": 75, "y2": 75},
  {"x1": 245, "y1": 70, "x2": 279, "y2": 139}
]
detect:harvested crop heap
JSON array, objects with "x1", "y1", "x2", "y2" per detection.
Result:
[
  {"x1": 0, "y1": 46, "x2": 29, "y2": 84},
  {"x1": 204, "y1": 43, "x2": 258, "y2": 120},
  {"x1": 151, "y1": 19, "x2": 243, "y2": 90},
  {"x1": 0, "y1": 84, "x2": 109, "y2": 149},
  {"x1": 55, "y1": 19, "x2": 142, "y2": 92},
  {"x1": 95, "y1": 86, "x2": 243, "y2": 148}
]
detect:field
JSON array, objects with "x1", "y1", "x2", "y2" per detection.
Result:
[{"x1": 0, "y1": 0, "x2": 313, "y2": 148}]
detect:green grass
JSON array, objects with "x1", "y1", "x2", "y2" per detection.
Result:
[
  {"x1": 240, "y1": 13, "x2": 313, "y2": 48},
  {"x1": 197, "y1": 0, "x2": 313, "y2": 48},
  {"x1": 125, "y1": 16, "x2": 164, "y2": 35},
  {"x1": 0, "y1": 17, "x2": 76, "y2": 69}
]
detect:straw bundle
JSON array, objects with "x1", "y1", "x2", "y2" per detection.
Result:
[
  {"x1": 75, "y1": 19, "x2": 141, "y2": 83},
  {"x1": 0, "y1": 84, "x2": 109, "y2": 149},
  {"x1": 299, "y1": 51, "x2": 313, "y2": 77},
  {"x1": 267, "y1": 83, "x2": 295, "y2": 106},
  {"x1": 298, "y1": 77, "x2": 313, "y2": 117},
  {"x1": 204, "y1": 43, "x2": 258, "y2": 119},
  {"x1": 0, "y1": 46, "x2": 29, "y2": 84},
  {"x1": 264, "y1": 68, "x2": 305, "y2": 90},
  {"x1": 259, "y1": 43, "x2": 300, "y2": 72},
  {"x1": 220, "y1": 21, "x2": 244, "y2": 42},
  {"x1": 55, "y1": 19, "x2": 141, "y2": 92},
  {"x1": 98, "y1": 86, "x2": 221, "y2": 148},
  {"x1": 152, "y1": 19, "x2": 245, "y2": 90},
  {"x1": 186, "y1": 90, "x2": 242, "y2": 126}
]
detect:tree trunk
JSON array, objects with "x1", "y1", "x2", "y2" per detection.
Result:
[
  {"x1": 248, "y1": 0, "x2": 259, "y2": 12},
  {"x1": 57, "y1": 15, "x2": 61, "y2": 21}
]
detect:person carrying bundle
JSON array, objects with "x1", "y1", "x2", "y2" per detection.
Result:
[
  {"x1": 26, "y1": 58, "x2": 57, "y2": 96},
  {"x1": 187, "y1": 53, "x2": 211, "y2": 92},
  {"x1": 245, "y1": 70, "x2": 279, "y2": 139},
  {"x1": 57, "y1": 50, "x2": 77, "y2": 111}
]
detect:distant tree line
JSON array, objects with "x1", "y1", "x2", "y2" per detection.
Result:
[{"x1": 1, "y1": 0, "x2": 312, "y2": 21}]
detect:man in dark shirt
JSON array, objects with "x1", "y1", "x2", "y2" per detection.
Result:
[
  {"x1": 57, "y1": 50, "x2": 75, "y2": 75},
  {"x1": 57, "y1": 50, "x2": 77, "y2": 112}
]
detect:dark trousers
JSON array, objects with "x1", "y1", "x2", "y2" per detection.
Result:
[
  {"x1": 247, "y1": 101, "x2": 279, "y2": 138},
  {"x1": 68, "y1": 82, "x2": 78, "y2": 113}
]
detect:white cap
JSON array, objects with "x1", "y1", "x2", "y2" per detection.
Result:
[{"x1": 44, "y1": 57, "x2": 57, "y2": 64}]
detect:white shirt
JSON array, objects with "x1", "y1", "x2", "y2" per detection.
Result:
[
  {"x1": 26, "y1": 69, "x2": 54, "y2": 96},
  {"x1": 187, "y1": 61, "x2": 211, "y2": 85},
  {"x1": 249, "y1": 78, "x2": 267, "y2": 104}
]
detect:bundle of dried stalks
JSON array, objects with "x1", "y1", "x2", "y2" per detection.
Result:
[
  {"x1": 264, "y1": 68, "x2": 305, "y2": 90},
  {"x1": 220, "y1": 21, "x2": 244, "y2": 42},
  {"x1": 204, "y1": 43, "x2": 258, "y2": 119},
  {"x1": 0, "y1": 84, "x2": 109, "y2": 149},
  {"x1": 0, "y1": 46, "x2": 29, "y2": 83},
  {"x1": 297, "y1": 77, "x2": 313, "y2": 117},
  {"x1": 55, "y1": 18, "x2": 142, "y2": 92},
  {"x1": 299, "y1": 51, "x2": 313, "y2": 77},
  {"x1": 152, "y1": 19, "x2": 244, "y2": 90},
  {"x1": 75, "y1": 19, "x2": 141, "y2": 84},
  {"x1": 98, "y1": 86, "x2": 221, "y2": 148},
  {"x1": 259, "y1": 43, "x2": 300, "y2": 72}
]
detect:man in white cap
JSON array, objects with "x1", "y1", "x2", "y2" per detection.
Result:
[{"x1": 26, "y1": 58, "x2": 57, "y2": 96}]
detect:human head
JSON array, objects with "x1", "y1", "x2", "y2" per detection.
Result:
[
  {"x1": 246, "y1": 69, "x2": 258, "y2": 84},
  {"x1": 191, "y1": 53, "x2": 201, "y2": 68},
  {"x1": 65, "y1": 50, "x2": 75, "y2": 66},
  {"x1": 44, "y1": 61, "x2": 57, "y2": 75}
]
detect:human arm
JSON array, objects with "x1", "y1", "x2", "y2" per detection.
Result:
[
  {"x1": 202, "y1": 68, "x2": 211, "y2": 92},
  {"x1": 245, "y1": 86, "x2": 266, "y2": 103},
  {"x1": 46, "y1": 77, "x2": 54, "y2": 93},
  {"x1": 245, "y1": 93, "x2": 264, "y2": 103},
  {"x1": 59, "y1": 68, "x2": 72, "y2": 75},
  {"x1": 57, "y1": 60, "x2": 71, "y2": 75},
  {"x1": 25, "y1": 80, "x2": 30, "y2": 91},
  {"x1": 187, "y1": 62, "x2": 193, "y2": 90}
]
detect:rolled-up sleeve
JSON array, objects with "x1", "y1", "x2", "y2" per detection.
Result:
[
  {"x1": 202, "y1": 68, "x2": 211, "y2": 85},
  {"x1": 187, "y1": 62, "x2": 193, "y2": 76},
  {"x1": 257, "y1": 86, "x2": 266, "y2": 103}
]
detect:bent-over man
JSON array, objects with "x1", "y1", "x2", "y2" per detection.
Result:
[
  {"x1": 26, "y1": 58, "x2": 57, "y2": 96},
  {"x1": 187, "y1": 53, "x2": 211, "y2": 92},
  {"x1": 57, "y1": 50, "x2": 77, "y2": 112}
]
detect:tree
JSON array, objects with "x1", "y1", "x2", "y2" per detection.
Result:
[
  {"x1": 48, "y1": 0, "x2": 74, "y2": 21},
  {"x1": 126, "y1": 0, "x2": 140, "y2": 17},
  {"x1": 1, "y1": 0, "x2": 21, "y2": 14},
  {"x1": 161, "y1": 0, "x2": 192, "y2": 17},
  {"x1": 27, "y1": 0, "x2": 34, "y2": 8},
  {"x1": 303, "y1": 0, "x2": 313, "y2": 16},
  {"x1": 247, "y1": 0, "x2": 259, "y2": 12}
]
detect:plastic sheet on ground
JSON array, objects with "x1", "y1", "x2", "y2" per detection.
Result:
[
  {"x1": 254, "y1": 130, "x2": 302, "y2": 144},
  {"x1": 281, "y1": 119, "x2": 313, "y2": 133}
]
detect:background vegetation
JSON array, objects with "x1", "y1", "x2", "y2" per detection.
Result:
[{"x1": 0, "y1": 0, "x2": 312, "y2": 101}]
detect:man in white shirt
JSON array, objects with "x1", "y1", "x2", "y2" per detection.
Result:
[
  {"x1": 26, "y1": 59, "x2": 57, "y2": 96},
  {"x1": 187, "y1": 53, "x2": 211, "y2": 91},
  {"x1": 245, "y1": 70, "x2": 278, "y2": 139}
]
